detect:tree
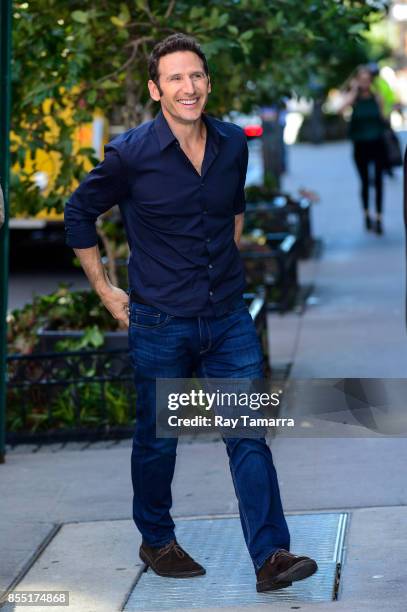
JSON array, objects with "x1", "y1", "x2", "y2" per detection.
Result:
[{"x1": 11, "y1": 0, "x2": 387, "y2": 216}]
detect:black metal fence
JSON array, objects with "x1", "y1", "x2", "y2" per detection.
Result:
[
  {"x1": 6, "y1": 293, "x2": 269, "y2": 444},
  {"x1": 6, "y1": 348, "x2": 136, "y2": 443}
]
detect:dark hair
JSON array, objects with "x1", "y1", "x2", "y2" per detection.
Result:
[
  {"x1": 357, "y1": 65, "x2": 373, "y2": 80},
  {"x1": 148, "y1": 33, "x2": 209, "y2": 89}
]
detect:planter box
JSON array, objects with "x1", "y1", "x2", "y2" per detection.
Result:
[
  {"x1": 37, "y1": 329, "x2": 129, "y2": 378},
  {"x1": 240, "y1": 233, "x2": 299, "y2": 311},
  {"x1": 7, "y1": 292, "x2": 271, "y2": 443},
  {"x1": 245, "y1": 194, "x2": 315, "y2": 258},
  {"x1": 38, "y1": 292, "x2": 267, "y2": 353}
]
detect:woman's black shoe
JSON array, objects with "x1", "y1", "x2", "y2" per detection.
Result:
[
  {"x1": 365, "y1": 214, "x2": 372, "y2": 231},
  {"x1": 375, "y1": 219, "x2": 383, "y2": 235}
]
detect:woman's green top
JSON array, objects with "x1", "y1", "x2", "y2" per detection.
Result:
[{"x1": 349, "y1": 95, "x2": 385, "y2": 142}]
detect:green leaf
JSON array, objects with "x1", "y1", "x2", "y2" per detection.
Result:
[
  {"x1": 207, "y1": 6, "x2": 220, "y2": 28},
  {"x1": 77, "y1": 147, "x2": 97, "y2": 157},
  {"x1": 201, "y1": 40, "x2": 231, "y2": 59},
  {"x1": 119, "y1": 3, "x2": 131, "y2": 23},
  {"x1": 117, "y1": 28, "x2": 130, "y2": 41},
  {"x1": 86, "y1": 89, "x2": 97, "y2": 105},
  {"x1": 348, "y1": 23, "x2": 365, "y2": 35},
  {"x1": 265, "y1": 18, "x2": 277, "y2": 34},
  {"x1": 218, "y1": 13, "x2": 229, "y2": 28},
  {"x1": 227, "y1": 25, "x2": 239, "y2": 36},
  {"x1": 100, "y1": 79, "x2": 120, "y2": 89},
  {"x1": 110, "y1": 16, "x2": 126, "y2": 28},
  {"x1": 275, "y1": 11, "x2": 284, "y2": 26},
  {"x1": 83, "y1": 326, "x2": 105, "y2": 348},
  {"x1": 71, "y1": 10, "x2": 88, "y2": 24},
  {"x1": 190, "y1": 6, "x2": 205, "y2": 20},
  {"x1": 240, "y1": 41, "x2": 251, "y2": 56},
  {"x1": 240, "y1": 30, "x2": 254, "y2": 42}
]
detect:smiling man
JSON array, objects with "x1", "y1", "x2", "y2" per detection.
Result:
[{"x1": 64, "y1": 33, "x2": 317, "y2": 592}]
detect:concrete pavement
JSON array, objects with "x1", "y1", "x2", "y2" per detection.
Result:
[{"x1": 1, "y1": 139, "x2": 407, "y2": 611}]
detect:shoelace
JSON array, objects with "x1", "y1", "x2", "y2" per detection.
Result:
[
  {"x1": 157, "y1": 540, "x2": 186, "y2": 561},
  {"x1": 270, "y1": 549, "x2": 298, "y2": 564}
]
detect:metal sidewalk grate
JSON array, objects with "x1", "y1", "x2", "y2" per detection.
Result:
[{"x1": 124, "y1": 512, "x2": 347, "y2": 610}]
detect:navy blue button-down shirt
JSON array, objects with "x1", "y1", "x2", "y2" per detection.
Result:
[{"x1": 64, "y1": 110, "x2": 248, "y2": 317}]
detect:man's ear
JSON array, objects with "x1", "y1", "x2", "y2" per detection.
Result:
[{"x1": 148, "y1": 79, "x2": 161, "y2": 101}]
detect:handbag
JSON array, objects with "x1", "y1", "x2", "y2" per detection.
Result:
[{"x1": 382, "y1": 123, "x2": 402, "y2": 168}]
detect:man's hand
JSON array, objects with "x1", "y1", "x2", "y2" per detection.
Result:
[
  {"x1": 234, "y1": 213, "x2": 244, "y2": 246},
  {"x1": 349, "y1": 78, "x2": 359, "y2": 95},
  {"x1": 99, "y1": 285, "x2": 130, "y2": 328},
  {"x1": 72, "y1": 246, "x2": 130, "y2": 328}
]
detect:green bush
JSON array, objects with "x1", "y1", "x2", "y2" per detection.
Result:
[
  {"x1": 6, "y1": 287, "x2": 135, "y2": 434},
  {"x1": 7, "y1": 284, "x2": 118, "y2": 355}
]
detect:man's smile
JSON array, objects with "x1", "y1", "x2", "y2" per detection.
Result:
[{"x1": 177, "y1": 97, "x2": 199, "y2": 107}]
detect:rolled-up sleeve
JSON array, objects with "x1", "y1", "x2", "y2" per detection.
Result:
[
  {"x1": 233, "y1": 135, "x2": 248, "y2": 215},
  {"x1": 64, "y1": 144, "x2": 128, "y2": 248}
]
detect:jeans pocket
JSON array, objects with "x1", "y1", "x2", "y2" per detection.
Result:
[{"x1": 130, "y1": 302, "x2": 173, "y2": 329}]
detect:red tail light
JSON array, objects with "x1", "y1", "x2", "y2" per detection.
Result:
[{"x1": 244, "y1": 125, "x2": 263, "y2": 138}]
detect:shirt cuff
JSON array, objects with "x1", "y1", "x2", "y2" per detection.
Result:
[
  {"x1": 65, "y1": 226, "x2": 99, "y2": 249},
  {"x1": 234, "y1": 200, "x2": 246, "y2": 214}
]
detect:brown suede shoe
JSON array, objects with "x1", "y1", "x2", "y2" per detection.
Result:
[
  {"x1": 139, "y1": 539, "x2": 206, "y2": 578},
  {"x1": 256, "y1": 549, "x2": 318, "y2": 592}
]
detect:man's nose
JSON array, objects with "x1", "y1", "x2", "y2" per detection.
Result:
[{"x1": 182, "y1": 77, "x2": 196, "y2": 95}]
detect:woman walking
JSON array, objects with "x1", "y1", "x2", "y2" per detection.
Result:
[{"x1": 341, "y1": 66, "x2": 387, "y2": 234}]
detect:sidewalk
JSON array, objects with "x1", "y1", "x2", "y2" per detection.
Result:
[{"x1": 1, "y1": 140, "x2": 406, "y2": 612}]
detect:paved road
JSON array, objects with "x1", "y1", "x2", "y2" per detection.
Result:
[{"x1": 269, "y1": 138, "x2": 407, "y2": 377}]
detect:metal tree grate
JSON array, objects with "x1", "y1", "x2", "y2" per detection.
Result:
[{"x1": 124, "y1": 512, "x2": 347, "y2": 610}]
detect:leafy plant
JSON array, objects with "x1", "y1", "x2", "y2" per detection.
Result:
[
  {"x1": 11, "y1": 0, "x2": 386, "y2": 220},
  {"x1": 6, "y1": 311, "x2": 136, "y2": 433},
  {"x1": 10, "y1": 1, "x2": 386, "y2": 280},
  {"x1": 7, "y1": 378, "x2": 135, "y2": 433},
  {"x1": 7, "y1": 285, "x2": 117, "y2": 355}
]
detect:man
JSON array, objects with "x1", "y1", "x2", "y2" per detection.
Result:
[{"x1": 64, "y1": 33, "x2": 317, "y2": 592}]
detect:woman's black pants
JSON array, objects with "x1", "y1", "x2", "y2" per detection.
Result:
[{"x1": 353, "y1": 139, "x2": 385, "y2": 216}]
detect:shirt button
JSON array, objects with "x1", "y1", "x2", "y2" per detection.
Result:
[
  {"x1": 201, "y1": 182, "x2": 205, "y2": 187},
  {"x1": 203, "y1": 209, "x2": 208, "y2": 215},
  {"x1": 209, "y1": 291, "x2": 213, "y2": 296},
  {"x1": 208, "y1": 264, "x2": 213, "y2": 269},
  {"x1": 206, "y1": 238, "x2": 211, "y2": 243}
]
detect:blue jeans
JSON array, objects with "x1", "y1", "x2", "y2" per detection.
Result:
[{"x1": 128, "y1": 296, "x2": 290, "y2": 570}]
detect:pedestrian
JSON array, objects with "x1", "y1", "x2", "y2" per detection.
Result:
[
  {"x1": 340, "y1": 66, "x2": 387, "y2": 234},
  {"x1": 64, "y1": 33, "x2": 317, "y2": 593},
  {"x1": 368, "y1": 62, "x2": 400, "y2": 178}
]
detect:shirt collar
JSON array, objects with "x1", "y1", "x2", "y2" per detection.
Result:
[{"x1": 154, "y1": 109, "x2": 229, "y2": 151}]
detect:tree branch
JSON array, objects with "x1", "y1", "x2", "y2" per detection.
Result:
[
  {"x1": 165, "y1": 0, "x2": 176, "y2": 19},
  {"x1": 142, "y1": 1, "x2": 158, "y2": 25},
  {"x1": 93, "y1": 36, "x2": 154, "y2": 86}
]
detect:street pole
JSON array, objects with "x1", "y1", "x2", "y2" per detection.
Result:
[{"x1": 0, "y1": 0, "x2": 12, "y2": 463}]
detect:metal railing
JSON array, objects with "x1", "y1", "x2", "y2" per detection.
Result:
[
  {"x1": 6, "y1": 348, "x2": 136, "y2": 444},
  {"x1": 6, "y1": 292, "x2": 268, "y2": 444}
]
